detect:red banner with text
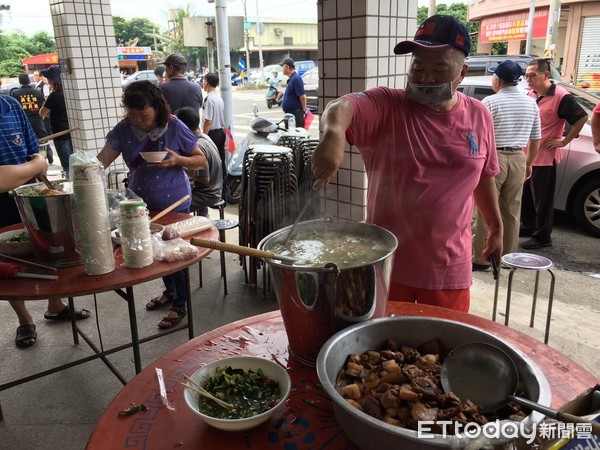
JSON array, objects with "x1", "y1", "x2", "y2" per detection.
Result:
[{"x1": 480, "y1": 7, "x2": 549, "y2": 44}]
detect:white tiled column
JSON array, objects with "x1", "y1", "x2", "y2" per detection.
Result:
[
  {"x1": 48, "y1": 0, "x2": 122, "y2": 156},
  {"x1": 317, "y1": 0, "x2": 417, "y2": 221}
]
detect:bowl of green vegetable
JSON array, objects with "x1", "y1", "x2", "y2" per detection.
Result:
[
  {"x1": 0, "y1": 228, "x2": 34, "y2": 256},
  {"x1": 183, "y1": 356, "x2": 292, "y2": 431}
]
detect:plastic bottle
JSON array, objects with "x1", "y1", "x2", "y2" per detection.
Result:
[{"x1": 288, "y1": 115, "x2": 296, "y2": 131}]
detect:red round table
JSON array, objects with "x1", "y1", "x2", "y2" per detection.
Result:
[
  {"x1": 86, "y1": 303, "x2": 599, "y2": 450},
  {"x1": 0, "y1": 212, "x2": 219, "y2": 421}
]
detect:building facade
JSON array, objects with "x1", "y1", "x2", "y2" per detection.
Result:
[{"x1": 468, "y1": 0, "x2": 600, "y2": 91}]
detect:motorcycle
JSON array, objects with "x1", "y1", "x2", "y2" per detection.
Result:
[
  {"x1": 224, "y1": 114, "x2": 309, "y2": 204},
  {"x1": 266, "y1": 83, "x2": 283, "y2": 109}
]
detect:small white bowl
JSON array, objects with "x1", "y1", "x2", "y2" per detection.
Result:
[
  {"x1": 111, "y1": 223, "x2": 164, "y2": 245},
  {"x1": 140, "y1": 151, "x2": 168, "y2": 163},
  {"x1": 183, "y1": 356, "x2": 291, "y2": 431},
  {"x1": 0, "y1": 228, "x2": 34, "y2": 256}
]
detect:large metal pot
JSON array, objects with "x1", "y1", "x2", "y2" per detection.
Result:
[
  {"x1": 316, "y1": 317, "x2": 551, "y2": 449},
  {"x1": 10, "y1": 181, "x2": 82, "y2": 267},
  {"x1": 258, "y1": 219, "x2": 398, "y2": 366}
]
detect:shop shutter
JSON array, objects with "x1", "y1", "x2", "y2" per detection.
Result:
[{"x1": 576, "y1": 16, "x2": 600, "y2": 90}]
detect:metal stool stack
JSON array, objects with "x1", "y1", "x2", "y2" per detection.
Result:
[
  {"x1": 492, "y1": 252, "x2": 556, "y2": 344},
  {"x1": 196, "y1": 199, "x2": 239, "y2": 295},
  {"x1": 239, "y1": 145, "x2": 297, "y2": 285},
  {"x1": 296, "y1": 139, "x2": 320, "y2": 220}
]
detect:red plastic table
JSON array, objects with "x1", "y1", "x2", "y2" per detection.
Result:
[
  {"x1": 86, "y1": 303, "x2": 599, "y2": 450},
  {"x1": 0, "y1": 212, "x2": 218, "y2": 420}
]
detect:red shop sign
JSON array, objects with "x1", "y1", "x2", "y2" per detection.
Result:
[{"x1": 479, "y1": 7, "x2": 549, "y2": 44}]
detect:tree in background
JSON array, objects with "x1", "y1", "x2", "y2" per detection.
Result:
[
  {"x1": 0, "y1": 31, "x2": 56, "y2": 77},
  {"x1": 113, "y1": 16, "x2": 158, "y2": 47},
  {"x1": 417, "y1": 3, "x2": 507, "y2": 55}
]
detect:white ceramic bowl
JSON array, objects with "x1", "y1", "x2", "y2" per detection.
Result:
[
  {"x1": 0, "y1": 228, "x2": 34, "y2": 256},
  {"x1": 183, "y1": 356, "x2": 291, "y2": 431},
  {"x1": 140, "y1": 151, "x2": 168, "y2": 163}
]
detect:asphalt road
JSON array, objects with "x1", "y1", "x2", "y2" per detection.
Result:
[{"x1": 230, "y1": 87, "x2": 600, "y2": 275}]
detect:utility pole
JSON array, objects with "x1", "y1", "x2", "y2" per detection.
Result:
[
  {"x1": 215, "y1": 0, "x2": 233, "y2": 130},
  {"x1": 243, "y1": 0, "x2": 251, "y2": 71},
  {"x1": 255, "y1": 0, "x2": 265, "y2": 83},
  {"x1": 428, "y1": 0, "x2": 436, "y2": 17},
  {"x1": 544, "y1": 0, "x2": 561, "y2": 61},
  {"x1": 525, "y1": 0, "x2": 536, "y2": 54}
]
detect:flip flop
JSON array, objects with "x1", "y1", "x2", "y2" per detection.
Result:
[
  {"x1": 16, "y1": 324, "x2": 37, "y2": 348},
  {"x1": 44, "y1": 306, "x2": 91, "y2": 321}
]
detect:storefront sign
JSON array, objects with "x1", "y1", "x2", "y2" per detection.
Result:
[
  {"x1": 117, "y1": 46, "x2": 153, "y2": 56},
  {"x1": 480, "y1": 7, "x2": 549, "y2": 44}
]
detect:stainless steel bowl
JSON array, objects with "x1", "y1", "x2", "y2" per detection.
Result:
[{"x1": 316, "y1": 316, "x2": 551, "y2": 449}]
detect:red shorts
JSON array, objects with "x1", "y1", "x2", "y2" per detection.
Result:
[{"x1": 388, "y1": 282, "x2": 470, "y2": 312}]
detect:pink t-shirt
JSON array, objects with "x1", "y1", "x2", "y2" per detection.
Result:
[{"x1": 344, "y1": 87, "x2": 498, "y2": 290}]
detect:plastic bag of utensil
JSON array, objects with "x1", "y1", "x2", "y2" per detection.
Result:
[
  {"x1": 107, "y1": 189, "x2": 143, "y2": 230},
  {"x1": 152, "y1": 235, "x2": 199, "y2": 262}
]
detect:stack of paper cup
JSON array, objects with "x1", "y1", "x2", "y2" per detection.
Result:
[
  {"x1": 119, "y1": 200, "x2": 153, "y2": 268},
  {"x1": 72, "y1": 163, "x2": 116, "y2": 275}
]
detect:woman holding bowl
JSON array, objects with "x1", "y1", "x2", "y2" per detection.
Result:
[{"x1": 98, "y1": 81, "x2": 207, "y2": 329}]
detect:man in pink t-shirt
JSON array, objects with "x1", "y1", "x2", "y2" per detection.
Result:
[{"x1": 311, "y1": 15, "x2": 502, "y2": 312}]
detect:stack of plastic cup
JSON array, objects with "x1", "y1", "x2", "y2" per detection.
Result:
[
  {"x1": 72, "y1": 163, "x2": 116, "y2": 275},
  {"x1": 119, "y1": 200, "x2": 153, "y2": 268}
]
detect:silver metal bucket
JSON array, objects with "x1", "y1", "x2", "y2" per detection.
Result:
[
  {"x1": 258, "y1": 219, "x2": 398, "y2": 366},
  {"x1": 10, "y1": 181, "x2": 82, "y2": 267}
]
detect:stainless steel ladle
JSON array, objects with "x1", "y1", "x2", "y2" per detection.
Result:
[{"x1": 441, "y1": 342, "x2": 600, "y2": 435}]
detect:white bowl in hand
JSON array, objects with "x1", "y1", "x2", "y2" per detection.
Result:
[{"x1": 140, "y1": 151, "x2": 168, "y2": 163}]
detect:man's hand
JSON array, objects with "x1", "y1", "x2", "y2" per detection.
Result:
[
  {"x1": 311, "y1": 133, "x2": 346, "y2": 190},
  {"x1": 525, "y1": 164, "x2": 532, "y2": 180},
  {"x1": 543, "y1": 138, "x2": 565, "y2": 149}
]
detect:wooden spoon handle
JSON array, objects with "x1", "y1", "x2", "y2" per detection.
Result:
[
  {"x1": 150, "y1": 194, "x2": 191, "y2": 223},
  {"x1": 38, "y1": 127, "x2": 80, "y2": 143},
  {"x1": 556, "y1": 412, "x2": 600, "y2": 435},
  {"x1": 191, "y1": 237, "x2": 278, "y2": 259}
]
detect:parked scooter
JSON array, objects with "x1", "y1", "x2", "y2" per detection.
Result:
[{"x1": 224, "y1": 114, "x2": 309, "y2": 203}]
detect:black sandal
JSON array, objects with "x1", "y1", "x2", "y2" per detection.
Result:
[
  {"x1": 16, "y1": 324, "x2": 37, "y2": 348},
  {"x1": 146, "y1": 295, "x2": 173, "y2": 310},
  {"x1": 158, "y1": 307, "x2": 186, "y2": 329}
]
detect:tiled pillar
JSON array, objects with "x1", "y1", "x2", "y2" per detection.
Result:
[
  {"x1": 317, "y1": 0, "x2": 416, "y2": 221},
  {"x1": 48, "y1": 0, "x2": 123, "y2": 158}
]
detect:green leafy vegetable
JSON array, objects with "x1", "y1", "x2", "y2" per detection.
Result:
[{"x1": 198, "y1": 366, "x2": 282, "y2": 419}]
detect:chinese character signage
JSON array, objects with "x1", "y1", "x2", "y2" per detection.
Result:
[
  {"x1": 117, "y1": 47, "x2": 153, "y2": 56},
  {"x1": 480, "y1": 7, "x2": 549, "y2": 44}
]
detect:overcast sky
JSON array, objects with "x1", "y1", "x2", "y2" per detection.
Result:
[{"x1": 2, "y1": 0, "x2": 457, "y2": 35}]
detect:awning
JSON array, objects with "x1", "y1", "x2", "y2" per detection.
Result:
[{"x1": 21, "y1": 52, "x2": 59, "y2": 65}]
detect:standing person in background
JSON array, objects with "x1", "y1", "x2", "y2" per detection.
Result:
[
  {"x1": 40, "y1": 65, "x2": 73, "y2": 176},
  {"x1": 154, "y1": 65, "x2": 167, "y2": 85},
  {"x1": 472, "y1": 60, "x2": 541, "y2": 271},
  {"x1": 33, "y1": 71, "x2": 55, "y2": 164},
  {"x1": 311, "y1": 15, "x2": 502, "y2": 313},
  {"x1": 280, "y1": 58, "x2": 306, "y2": 128},
  {"x1": 520, "y1": 58, "x2": 588, "y2": 249},
  {"x1": 202, "y1": 72, "x2": 227, "y2": 193},
  {"x1": 175, "y1": 106, "x2": 223, "y2": 217},
  {"x1": 1, "y1": 94, "x2": 90, "y2": 348},
  {"x1": 98, "y1": 81, "x2": 207, "y2": 329},
  {"x1": 11, "y1": 74, "x2": 53, "y2": 163},
  {"x1": 159, "y1": 53, "x2": 203, "y2": 113},
  {"x1": 591, "y1": 101, "x2": 600, "y2": 154}
]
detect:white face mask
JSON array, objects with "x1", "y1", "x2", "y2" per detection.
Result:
[{"x1": 405, "y1": 75, "x2": 460, "y2": 108}]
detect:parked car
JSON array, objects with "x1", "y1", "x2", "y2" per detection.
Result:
[
  {"x1": 0, "y1": 74, "x2": 35, "y2": 96},
  {"x1": 122, "y1": 70, "x2": 158, "y2": 87},
  {"x1": 458, "y1": 75, "x2": 600, "y2": 237},
  {"x1": 465, "y1": 54, "x2": 562, "y2": 81},
  {"x1": 302, "y1": 66, "x2": 319, "y2": 113},
  {"x1": 294, "y1": 60, "x2": 317, "y2": 77}
]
